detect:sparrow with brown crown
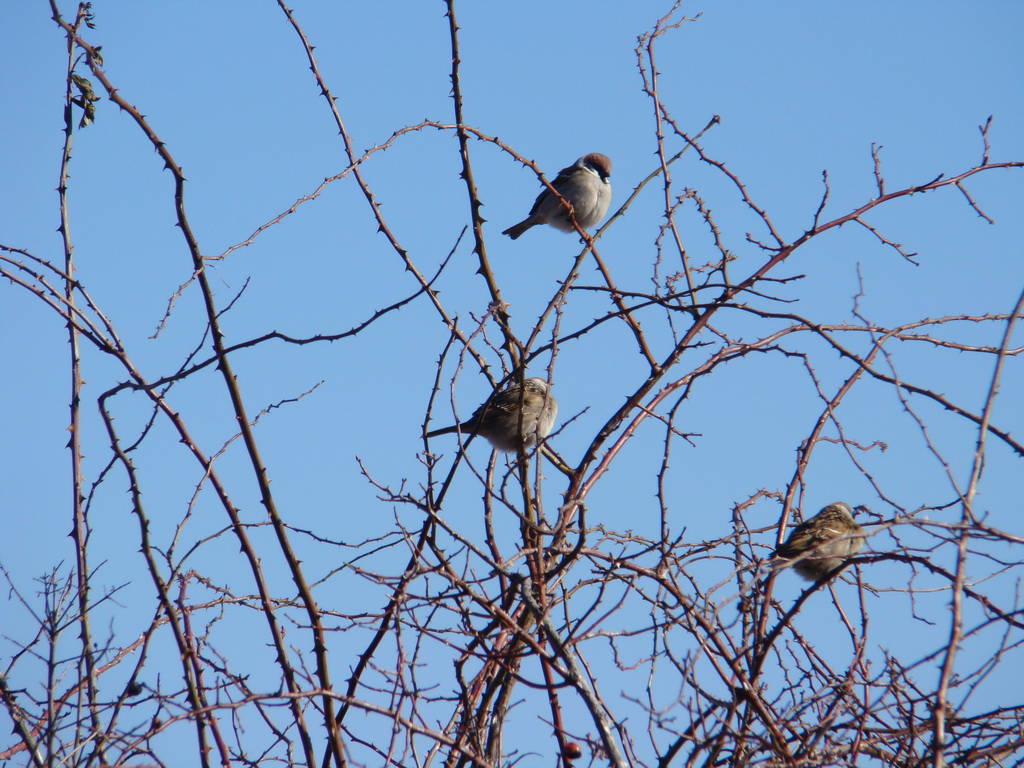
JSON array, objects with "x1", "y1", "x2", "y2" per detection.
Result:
[{"x1": 502, "y1": 153, "x2": 612, "y2": 240}]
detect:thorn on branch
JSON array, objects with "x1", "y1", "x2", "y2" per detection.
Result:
[{"x1": 911, "y1": 173, "x2": 944, "y2": 193}]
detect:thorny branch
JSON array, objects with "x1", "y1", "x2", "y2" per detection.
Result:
[{"x1": 1, "y1": 4, "x2": 1021, "y2": 768}]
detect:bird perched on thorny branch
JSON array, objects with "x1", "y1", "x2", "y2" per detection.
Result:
[
  {"x1": 502, "y1": 153, "x2": 612, "y2": 240},
  {"x1": 425, "y1": 377, "x2": 558, "y2": 452},
  {"x1": 774, "y1": 501, "x2": 866, "y2": 581}
]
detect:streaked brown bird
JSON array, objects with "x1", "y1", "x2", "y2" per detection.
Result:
[
  {"x1": 425, "y1": 377, "x2": 557, "y2": 452},
  {"x1": 774, "y1": 502, "x2": 865, "y2": 581}
]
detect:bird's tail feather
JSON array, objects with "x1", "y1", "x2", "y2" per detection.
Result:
[{"x1": 501, "y1": 220, "x2": 531, "y2": 239}]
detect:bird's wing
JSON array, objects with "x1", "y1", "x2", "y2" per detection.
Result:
[
  {"x1": 776, "y1": 519, "x2": 833, "y2": 558},
  {"x1": 527, "y1": 164, "x2": 579, "y2": 215}
]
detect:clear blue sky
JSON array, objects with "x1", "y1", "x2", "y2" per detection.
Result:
[{"x1": 2, "y1": 2, "x2": 1023, "y2": 764}]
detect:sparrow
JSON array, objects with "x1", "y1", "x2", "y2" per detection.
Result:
[
  {"x1": 502, "y1": 153, "x2": 612, "y2": 239},
  {"x1": 425, "y1": 377, "x2": 558, "y2": 452},
  {"x1": 774, "y1": 502, "x2": 865, "y2": 581}
]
